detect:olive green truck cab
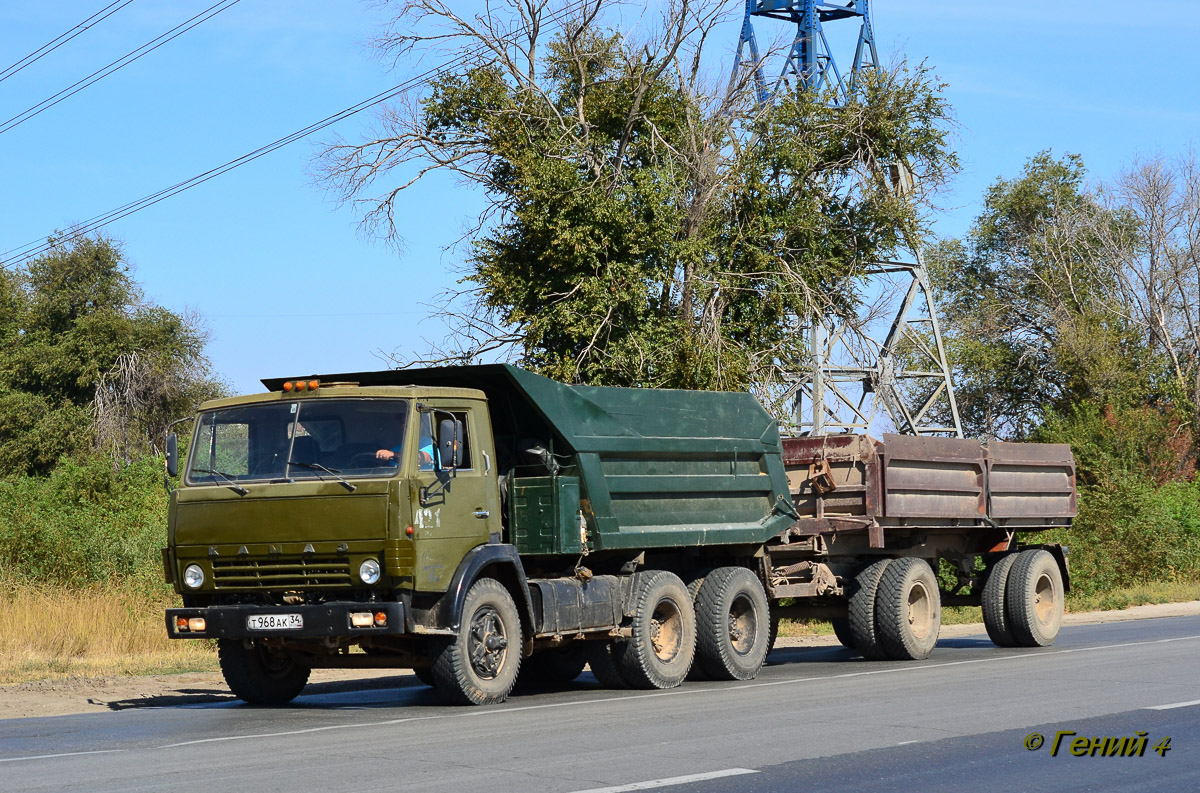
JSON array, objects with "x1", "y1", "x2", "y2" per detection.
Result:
[{"x1": 164, "y1": 365, "x2": 1075, "y2": 706}]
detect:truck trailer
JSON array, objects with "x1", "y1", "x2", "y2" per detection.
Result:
[{"x1": 163, "y1": 364, "x2": 1075, "y2": 705}]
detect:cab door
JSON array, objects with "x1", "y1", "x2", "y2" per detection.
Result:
[{"x1": 409, "y1": 401, "x2": 501, "y2": 592}]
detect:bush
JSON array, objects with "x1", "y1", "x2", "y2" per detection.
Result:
[
  {"x1": 0, "y1": 454, "x2": 169, "y2": 588},
  {"x1": 1036, "y1": 475, "x2": 1200, "y2": 596}
]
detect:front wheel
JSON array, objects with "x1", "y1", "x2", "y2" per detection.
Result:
[
  {"x1": 430, "y1": 578, "x2": 523, "y2": 705},
  {"x1": 218, "y1": 639, "x2": 310, "y2": 706}
]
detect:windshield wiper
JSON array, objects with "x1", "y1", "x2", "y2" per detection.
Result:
[
  {"x1": 288, "y1": 460, "x2": 357, "y2": 492},
  {"x1": 191, "y1": 467, "x2": 249, "y2": 496}
]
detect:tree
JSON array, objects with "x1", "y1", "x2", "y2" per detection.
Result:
[
  {"x1": 0, "y1": 234, "x2": 224, "y2": 473},
  {"x1": 1089, "y1": 153, "x2": 1200, "y2": 455},
  {"x1": 928, "y1": 152, "x2": 1148, "y2": 439},
  {"x1": 319, "y1": 0, "x2": 957, "y2": 408}
]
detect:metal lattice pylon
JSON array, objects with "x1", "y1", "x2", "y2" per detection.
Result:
[
  {"x1": 733, "y1": 1, "x2": 879, "y2": 105},
  {"x1": 733, "y1": 2, "x2": 963, "y2": 437}
]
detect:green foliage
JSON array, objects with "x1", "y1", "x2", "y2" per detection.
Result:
[
  {"x1": 930, "y1": 152, "x2": 1147, "y2": 438},
  {"x1": 0, "y1": 234, "x2": 223, "y2": 474},
  {"x1": 325, "y1": 8, "x2": 958, "y2": 397},
  {"x1": 1037, "y1": 477, "x2": 1200, "y2": 596},
  {"x1": 0, "y1": 455, "x2": 169, "y2": 587}
]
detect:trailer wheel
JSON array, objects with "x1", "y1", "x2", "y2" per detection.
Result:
[
  {"x1": 614, "y1": 570, "x2": 696, "y2": 689},
  {"x1": 518, "y1": 644, "x2": 588, "y2": 687},
  {"x1": 585, "y1": 641, "x2": 630, "y2": 689},
  {"x1": 981, "y1": 553, "x2": 1019, "y2": 647},
  {"x1": 1005, "y1": 549, "x2": 1064, "y2": 647},
  {"x1": 430, "y1": 578, "x2": 523, "y2": 705},
  {"x1": 831, "y1": 617, "x2": 857, "y2": 649},
  {"x1": 218, "y1": 639, "x2": 310, "y2": 706},
  {"x1": 848, "y1": 559, "x2": 893, "y2": 660},
  {"x1": 694, "y1": 567, "x2": 771, "y2": 681},
  {"x1": 875, "y1": 557, "x2": 941, "y2": 661}
]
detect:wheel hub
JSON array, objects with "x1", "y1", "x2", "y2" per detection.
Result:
[{"x1": 468, "y1": 607, "x2": 508, "y2": 679}]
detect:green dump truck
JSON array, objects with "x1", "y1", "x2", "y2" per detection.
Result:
[{"x1": 163, "y1": 365, "x2": 1075, "y2": 705}]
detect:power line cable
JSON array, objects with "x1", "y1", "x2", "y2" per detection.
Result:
[
  {"x1": 1, "y1": 0, "x2": 592, "y2": 270},
  {"x1": 0, "y1": 0, "x2": 136, "y2": 85},
  {"x1": 0, "y1": 0, "x2": 240, "y2": 137}
]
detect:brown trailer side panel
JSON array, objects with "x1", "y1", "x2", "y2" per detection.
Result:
[
  {"x1": 880, "y1": 434, "x2": 987, "y2": 519},
  {"x1": 988, "y1": 440, "x2": 1077, "y2": 521}
]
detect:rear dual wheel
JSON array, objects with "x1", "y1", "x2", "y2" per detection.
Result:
[
  {"x1": 693, "y1": 567, "x2": 771, "y2": 681},
  {"x1": 848, "y1": 557, "x2": 942, "y2": 661},
  {"x1": 614, "y1": 570, "x2": 697, "y2": 689},
  {"x1": 983, "y1": 549, "x2": 1064, "y2": 648}
]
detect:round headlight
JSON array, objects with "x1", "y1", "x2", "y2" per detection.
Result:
[
  {"x1": 183, "y1": 564, "x2": 205, "y2": 589},
  {"x1": 359, "y1": 558, "x2": 381, "y2": 585}
]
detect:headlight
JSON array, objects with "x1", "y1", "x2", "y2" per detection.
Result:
[
  {"x1": 359, "y1": 558, "x2": 381, "y2": 585},
  {"x1": 183, "y1": 564, "x2": 205, "y2": 589}
]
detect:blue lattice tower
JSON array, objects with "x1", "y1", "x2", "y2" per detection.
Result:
[
  {"x1": 733, "y1": 2, "x2": 963, "y2": 437},
  {"x1": 733, "y1": 1, "x2": 879, "y2": 106}
]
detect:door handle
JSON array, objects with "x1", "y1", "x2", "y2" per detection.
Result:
[{"x1": 474, "y1": 509, "x2": 490, "y2": 519}]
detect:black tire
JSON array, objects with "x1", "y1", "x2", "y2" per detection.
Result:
[
  {"x1": 875, "y1": 557, "x2": 941, "y2": 661},
  {"x1": 518, "y1": 644, "x2": 588, "y2": 687},
  {"x1": 613, "y1": 570, "x2": 696, "y2": 689},
  {"x1": 982, "y1": 553, "x2": 1019, "y2": 647},
  {"x1": 585, "y1": 641, "x2": 630, "y2": 689},
  {"x1": 831, "y1": 617, "x2": 856, "y2": 649},
  {"x1": 694, "y1": 567, "x2": 771, "y2": 681},
  {"x1": 218, "y1": 639, "x2": 310, "y2": 706},
  {"x1": 1005, "y1": 549, "x2": 1065, "y2": 647},
  {"x1": 430, "y1": 578, "x2": 523, "y2": 705},
  {"x1": 685, "y1": 575, "x2": 711, "y2": 681},
  {"x1": 847, "y1": 559, "x2": 893, "y2": 660},
  {"x1": 412, "y1": 663, "x2": 435, "y2": 687}
]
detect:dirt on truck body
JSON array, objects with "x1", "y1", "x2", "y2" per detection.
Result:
[{"x1": 162, "y1": 364, "x2": 1075, "y2": 706}]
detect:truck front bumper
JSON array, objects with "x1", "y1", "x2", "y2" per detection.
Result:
[{"x1": 165, "y1": 601, "x2": 405, "y2": 640}]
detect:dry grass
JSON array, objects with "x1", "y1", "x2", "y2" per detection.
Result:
[
  {"x1": 1064, "y1": 580, "x2": 1200, "y2": 613},
  {"x1": 0, "y1": 579, "x2": 216, "y2": 684}
]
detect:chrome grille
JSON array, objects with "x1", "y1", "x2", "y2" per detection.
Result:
[{"x1": 212, "y1": 556, "x2": 353, "y2": 589}]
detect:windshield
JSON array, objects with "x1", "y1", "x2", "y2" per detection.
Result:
[{"x1": 187, "y1": 398, "x2": 410, "y2": 484}]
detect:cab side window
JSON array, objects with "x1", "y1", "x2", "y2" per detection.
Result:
[{"x1": 418, "y1": 412, "x2": 436, "y2": 471}]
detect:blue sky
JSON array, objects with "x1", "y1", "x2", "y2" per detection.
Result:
[{"x1": 2, "y1": 1, "x2": 1197, "y2": 396}]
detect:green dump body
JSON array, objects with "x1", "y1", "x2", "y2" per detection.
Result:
[{"x1": 283, "y1": 365, "x2": 796, "y2": 554}]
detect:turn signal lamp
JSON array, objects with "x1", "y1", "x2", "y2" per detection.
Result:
[
  {"x1": 374, "y1": 612, "x2": 388, "y2": 627},
  {"x1": 175, "y1": 616, "x2": 189, "y2": 632}
]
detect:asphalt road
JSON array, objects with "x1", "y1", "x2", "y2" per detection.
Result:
[{"x1": 3, "y1": 617, "x2": 1199, "y2": 793}]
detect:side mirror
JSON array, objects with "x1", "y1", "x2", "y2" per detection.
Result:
[
  {"x1": 165, "y1": 433, "x2": 179, "y2": 478},
  {"x1": 438, "y1": 418, "x2": 463, "y2": 468}
]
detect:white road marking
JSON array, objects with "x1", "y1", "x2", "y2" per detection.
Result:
[
  {"x1": 896, "y1": 740, "x2": 919, "y2": 745},
  {"x1": 0, "y1": 750, "x2": 124, "y2": 763},
  {"x1": 1145, "y1": 699, "x2": 1200, "y2": 710},
  {"x1": 568, "y1": 768, "x2": 758, "y2": 793}
]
